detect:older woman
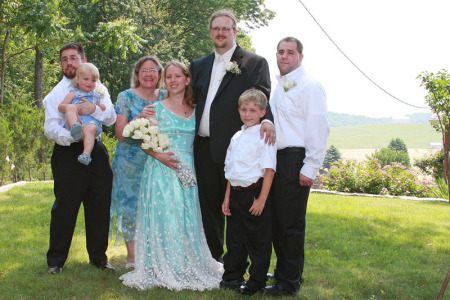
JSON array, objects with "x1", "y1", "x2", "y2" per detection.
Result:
[{"x1": 110, "y1": 56, "x2": 167, "y2": 269}]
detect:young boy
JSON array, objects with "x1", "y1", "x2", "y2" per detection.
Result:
[{"x1": 220, "y1": 88, "x2": 277, "y2": 296}]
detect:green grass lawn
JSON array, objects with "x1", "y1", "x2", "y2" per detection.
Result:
[
  {"x1": 1, "y1": 182, "x2": 449, "y2": 299},
  {"x1": 328, "y1": 123, "x2": 442, "y2": 149}
]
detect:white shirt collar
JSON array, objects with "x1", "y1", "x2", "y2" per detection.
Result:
[
  {"x1": 276, "y1": 65, "x2": 304, "y2": 83},
  {"x1": 215, "y1": 43, "x2": 237, "y2": 62},
  {"x1": 241, "y1": 123, "x2": 262, "y2": 132}
]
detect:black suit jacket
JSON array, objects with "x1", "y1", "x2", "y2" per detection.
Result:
[{"x1": 190, "y1": 45, "x2": 273, "y2": 164}]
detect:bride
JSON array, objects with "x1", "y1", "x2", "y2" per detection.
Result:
[{"x1": 120, "y1": 61, "x2": 223, "y2": 291}]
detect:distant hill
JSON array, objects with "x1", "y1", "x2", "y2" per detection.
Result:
[{"x1": 329, "y1": 112, "x2": 432, "y2": 127}]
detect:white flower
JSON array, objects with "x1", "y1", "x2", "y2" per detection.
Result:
[
  {"x1": 154, "y1": 147, "x2": 163, "y2": 153},
  {"x1": 122, "y1": 126, "x2": 131, "y2": 137},
  {"x1": 148, "y1": 126, "x2": 160, "y2": 135},
  {"x1": 283, "y1": 79, "x2": 297, "y2": 92},
  {"x1": 132, "y1": 130, "x2": 144, "y2": 139},
  {"x1": 122, "y1": 117, "x2": 171, "y2": 152},
  {"x1": 142, "y1": 134, "x2": 151, "y2": 142},
  {"x1": 5, "y1": 155, "x2": 10, "y2": 162},
  {"x1": 95, "y1": 83, "x2": 108, "y2": 98},
  {"x1": 226, "y1": 61, "x2": 241, "y2": 75},
  {"x1": 140, "y1": 125, "x2": 149, "y2": 134}
]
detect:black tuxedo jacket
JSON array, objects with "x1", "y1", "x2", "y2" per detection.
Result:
[{"x1": 190, "y1": 46, "x2": 273, "y2": 164}]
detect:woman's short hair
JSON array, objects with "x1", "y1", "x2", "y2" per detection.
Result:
[{"x1": 131, "y1": 56, "x2": 163, "y2": 88}]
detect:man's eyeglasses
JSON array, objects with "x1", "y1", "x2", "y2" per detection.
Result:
[
  {"x1": 140, "y1": 69, "x2": 158, "y2": 75},
  {"x1": 211, "y1": 27, "x2": 232, "y2": 33},
  {"x1": 61, "y1": 56, "x2": 81, "y2": 63}
]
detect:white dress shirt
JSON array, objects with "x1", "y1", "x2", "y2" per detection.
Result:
[
  {"x1": 198, "y1": 43, "x2": 237, "y2": 137},
  {"x1": 224, "y1": 124, "x2": 277, "y2": 187},
  {"x1": 271, "y1": 65, "x2": 329, "y2": 179},
  {"x1": 43, "y1": 76, "x2": 116, "y2": 146}
]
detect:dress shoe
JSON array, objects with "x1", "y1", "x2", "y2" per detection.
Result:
[
  {"x1": 91, "y1": 261, "x2": 115, "y2": 271},
  {"x1": 237, "y1": 284, "x2": 260, "y2": 296},
  {"x1": 220, "y1": 279, "x2": 245, "y2": 291},
  {"x1": 263, "y1": 282, "x2": 297, "y2": 296},
  {"x1": 48, "y1": 266, "x2": 62, "y2": 274}
]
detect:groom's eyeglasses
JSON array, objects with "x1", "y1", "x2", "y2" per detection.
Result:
[{"x1": 211, "y1": 27, "x2": 232, "y2": 33}]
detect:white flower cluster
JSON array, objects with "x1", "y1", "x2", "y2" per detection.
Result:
[
  {"x1": 226, "y1": 61, "x2": 241, "y2": 75},
  {"x1": 283, "y1": 79, "x2": 297, "y2": 92},
  {"x1": 94, "y1": 83, "x2": 108, "y2": 98},
  {"x1": 122, "y1": 118, "x2": 171, "y2": 152}
]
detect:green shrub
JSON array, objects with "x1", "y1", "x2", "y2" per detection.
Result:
[
  {"x1": 101, "y1": 132, "x2": 118, "y2": 164},
  {"x1": 369, "y1": 147, "x2": 410, "y2": 167},
  {"x1": 323, "y1": 145, "x2": 341, "y2": 169},
  {"x1": 323, "y1": 159, "x2": 432, "y2": 197},
  {"x1": 414, "y1": 150, "x2": 444, "y2": 180}
]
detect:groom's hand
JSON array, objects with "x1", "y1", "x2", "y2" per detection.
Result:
[{"x1": 260, "y1": 122, "x2": 276, "y2": 146}]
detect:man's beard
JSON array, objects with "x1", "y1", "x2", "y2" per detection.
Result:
[{"x1": 63, "y1": 68, "x2": 76, "y2": 79}]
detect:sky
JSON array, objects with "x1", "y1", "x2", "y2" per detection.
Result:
[{"x1": 249, "y1": 0, "x2": 450, "y2": 118}]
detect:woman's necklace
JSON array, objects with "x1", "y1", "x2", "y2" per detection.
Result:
[{"x1": 183, "y1": 101, "x2": 188, "y2": 118}]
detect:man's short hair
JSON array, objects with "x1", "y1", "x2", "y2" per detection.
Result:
[
  {"x1": 277, "y1": 37, "x2": 303, "y2": 54},
  {"x1": 238, "y1": 88, "x2": 267, "y2": 110},
  {"x1": 59, "y1": 43, "x2": 85, "y2": 60},
  {"x1": 210, "y1": 9, "x2": 237, "y2": 30}
]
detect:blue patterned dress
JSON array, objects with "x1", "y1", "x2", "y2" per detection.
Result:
[
  {"x1": 120, "y1": 101, "x2": 222, "y2": 291},
  {"x1": 110, "y1": 89, "x2": 167, "y2": 244}
]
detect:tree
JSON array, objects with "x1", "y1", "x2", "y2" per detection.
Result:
[
  {"x1": 418, "y1": 69, "x2": 450, "y2": 201},
  {"x1": 323, "y1": 145, "x2": 341, "y2": 169},
  {"x1": 388, "y1": 137, "x2": 408, "y2": 153}
]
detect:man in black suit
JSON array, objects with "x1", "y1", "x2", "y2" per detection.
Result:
[{"x1": 189, "y1": 9, "x2": 276, "y2": 265}]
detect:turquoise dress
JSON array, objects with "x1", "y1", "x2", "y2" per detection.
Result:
[
  {"x1": 110, "y1": 89, "x2": 167, "y2": 244},
  {"x1": 120, "y1": 101, "x2": 222, "y2": 291}
]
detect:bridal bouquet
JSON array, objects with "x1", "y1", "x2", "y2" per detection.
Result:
[
  {"x1": 122, "y1": 118, "x2": 196, "y2": 188},
  {"x1": 122, "y1": 118, "x2": 171, "y2": 152}
]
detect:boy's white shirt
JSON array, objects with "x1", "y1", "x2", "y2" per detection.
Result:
[
  {"x1": 224, "y1": 123, "x2": 277, "y2": 187},
  {"x1": 43, "y1": 76, "x2": 116, "y2": 146}
]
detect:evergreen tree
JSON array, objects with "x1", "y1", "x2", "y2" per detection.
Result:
[
  {"x1": 323, "y1": 145, "x2": 341, "y2": 169},
  {"x1": 388, "y1": 138, "x2": 408, "y2": 153}
]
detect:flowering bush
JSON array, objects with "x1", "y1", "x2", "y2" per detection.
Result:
[
  {"x1": 323, "y1": 159, "x2": 433, "y2": 197},
  {"x1": 122, "y1": 118, "x2": 171, "y2": 152}
]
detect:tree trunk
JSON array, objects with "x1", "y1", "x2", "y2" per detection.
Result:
[
  {"x1": 34, "y1": 45, "x2": 43, "y2": 109},
  {"x1": 1, "y1": 30, "x2": 10, "y2": 107}
]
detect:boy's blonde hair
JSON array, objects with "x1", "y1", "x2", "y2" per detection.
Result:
[
  {"x1": 74, "y1": 63, "x2": 100, "y2": 88},
  {"x1": 238, "y1": 88, "x2": 267, "y2": 110}
]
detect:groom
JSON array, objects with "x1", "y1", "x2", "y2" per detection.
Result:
[{"x1": 189, "y1": 9, "x2": 275, "y2": 263}]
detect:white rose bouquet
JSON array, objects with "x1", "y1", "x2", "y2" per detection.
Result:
[{"x1": 122, "y1": 118, "x2": 171, "y2": 153}]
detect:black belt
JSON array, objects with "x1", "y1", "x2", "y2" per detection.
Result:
[
  {"x1": 232, "y1": 177, "x2": 263, "y2": 191},
  {"x1": 278, "y1": 147, "x2": 305, "y2": 154}
]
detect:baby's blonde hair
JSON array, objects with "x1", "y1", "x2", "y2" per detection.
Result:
[
  {"x1": 73, "y1": 63, "x2": 100, "y2": 88},
  {"x1": 238, "y1": 88, "x2": 267, "y2": 110}
]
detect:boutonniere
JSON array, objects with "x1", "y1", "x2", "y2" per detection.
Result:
[
  {"x1": 225, "y1": 61, "x2": 241, "y2": 75},
  {"x1": 283, "y1": 79, "x2": 297, "y2": 92},
  {"x1": 95, "y1": 83, "x2": 108, "y2": 99}
]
